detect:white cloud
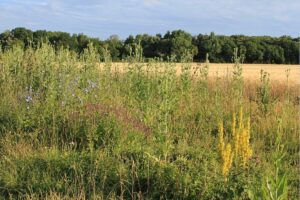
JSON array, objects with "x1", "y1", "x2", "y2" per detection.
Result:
[{"x1": 0, "y1": 0, "x2": 299, "y2": 38}]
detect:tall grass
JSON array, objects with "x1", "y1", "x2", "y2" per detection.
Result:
[{"x1": 0, "y1": 43, "x2": 298, "y2": 199}]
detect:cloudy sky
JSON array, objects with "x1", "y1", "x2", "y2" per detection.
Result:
[{"x1": 0, "y1": 0, "x2": 299, "y2": 39}]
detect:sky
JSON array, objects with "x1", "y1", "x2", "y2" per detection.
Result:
[{"x1": 0, "y1": 0, "x2": 299, "y2": 39}]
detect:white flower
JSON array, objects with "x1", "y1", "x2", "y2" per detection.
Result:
[{"x1": 25, "y1": 96, "x2": 33, "y2": 103}]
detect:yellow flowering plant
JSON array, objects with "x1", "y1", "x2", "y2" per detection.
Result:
[{"x1": 218, "y1": 107, "x2": 252, "y2": 178}]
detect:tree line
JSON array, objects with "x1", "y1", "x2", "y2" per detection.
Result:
[{"x1": 0, "y1": 27, "x2": 299, "y2": 63}]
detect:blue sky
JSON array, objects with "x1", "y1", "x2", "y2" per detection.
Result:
[{"x1": 0, "y1": 0, "x2": 299, "y2": 39}]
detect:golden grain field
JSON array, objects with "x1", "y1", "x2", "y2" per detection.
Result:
[{"x1": 99, "y1": 63, "x2": 300, "y2": 84}]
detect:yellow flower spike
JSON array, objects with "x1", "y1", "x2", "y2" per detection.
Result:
[
  {"x1": 222, "y1": 144, "x2": 233, "y2": 176},
  {"x1": 218, "y1": 108, "x2": 252, "y2": 176},
  {"x1": 218, "y1": 121, "x2": 234, "y2": 178},
  {"x1": 232, "y1": 113, "x2": 239, "y2": 156},
  {"x1": 232, "y1": 113, "x2": 236, "y2": 137},
  {"x1": 218, "y1": 121, "x2": 225, "y2": 151},
  {"x1": 239, "y1": 127, "x2": 252, "y2": 167},
  {"x1": 246, "y1": 117, "x2": 251, "y2": 134},
  {"x1": 238, "y1": 107, "x2": 244, "y2": 130}
]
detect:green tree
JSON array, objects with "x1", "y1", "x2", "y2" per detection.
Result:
[
  {"x1": 245, "y1": 40, "x2": 264, "y2": 63},
  {"x1": 11, "y1": 27, "x2": 33, "y2": 47},
  {"x1": 105, "y1": 35, "x2": 122, "y2": 61},
  {"x1": 167, "y1": 30, "x2": 198, "y2": 61},
  {"x1": 221, "y1": 37, "x2": 236, "y2": 62},
  {"x1": 195, "y1": 32, "x2": 222, "y2": 62}
]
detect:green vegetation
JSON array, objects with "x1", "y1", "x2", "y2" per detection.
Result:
[
  {"x1": 1, "y1": 27, "x2": 299, "y2": 63},
  {"x1": 0, "y1": 43, "x2": 299, "y2": 200}
]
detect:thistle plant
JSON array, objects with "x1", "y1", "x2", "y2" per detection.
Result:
[
  {"x1": 200, "y1": 53, "x2": 209, "y2": 80},
  {"x1": 257, "y1": 69, "x2": 271, "y2": 115},
  {"x1": 231, "y1": 48, "x2": 244, "y2": 108}
]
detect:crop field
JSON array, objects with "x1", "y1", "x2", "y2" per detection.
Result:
[
  {"x1": 0, "y1": 44, "x2": 299, "y2": 200},
  {"x1": 100, "y1": 63, "x2": 300, "y2": 83}
]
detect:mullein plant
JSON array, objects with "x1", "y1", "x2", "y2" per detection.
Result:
[
  {"x1": 233, "y1": 107, "x2": 252, "y2": 167},
  {"x1": 218, "y1": 107, "x2": 252, "y2": 178},
  {"x1": 218, "y1": 121, "x2": 234, "y2": 178}
]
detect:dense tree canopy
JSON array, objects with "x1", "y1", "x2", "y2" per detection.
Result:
[{"x1": 0, "y1": 27, "x2": 299, "y2": 63}]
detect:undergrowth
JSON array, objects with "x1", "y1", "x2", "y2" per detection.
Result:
[{"x1": 0, "y1": 43, "x2": 298, "y2": 200}]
